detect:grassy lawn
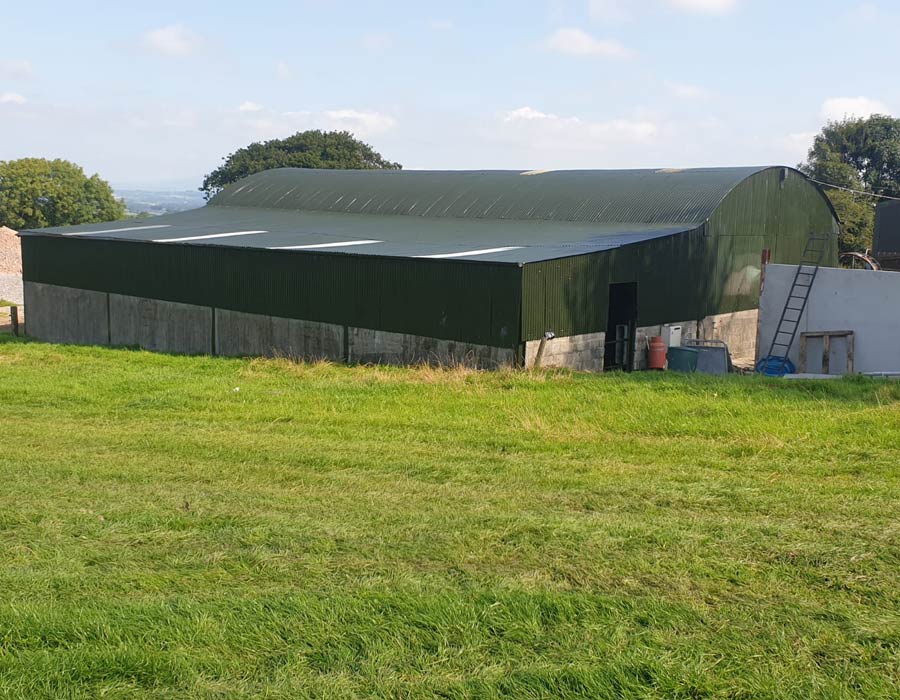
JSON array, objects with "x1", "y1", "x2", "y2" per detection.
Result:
[{"x1": 0, "y1": 335, "x2": 898, "y2": 699}]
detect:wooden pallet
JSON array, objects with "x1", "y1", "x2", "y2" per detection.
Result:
[{"x1": 799, "y1": 331, "x2": 855, "y2": 375}]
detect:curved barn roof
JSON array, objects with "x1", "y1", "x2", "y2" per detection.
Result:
[
  {"x1": 22, "y1": 166, "x2": 826, "y2": 264},
  {"x1": 210, "y1": 166, "x2": 769, "y2": 225}
]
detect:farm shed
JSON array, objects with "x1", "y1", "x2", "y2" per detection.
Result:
[
  {"x1": 19, "y1": 166, "x2": 839, "y2": 370},
  {"x1": 874, "y1": 200, "x2": 900, "y2": 271}
]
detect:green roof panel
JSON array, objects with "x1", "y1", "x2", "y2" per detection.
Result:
[
  {"x1": 210, "y1": 166, "x2": 768, "y2": 224},
  {"x1": 21, "y1": 166, "x2": 786, "y2": 264}
]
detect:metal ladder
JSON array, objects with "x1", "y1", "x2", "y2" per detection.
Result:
[{"x1": 764, "y1": 234, "x2": 829, "y2": 375}]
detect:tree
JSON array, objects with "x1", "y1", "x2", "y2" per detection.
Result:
[
  {"x1": 820, "y1": 188, "x2": 875, "y2": 254},
  {"x1": 200, "y1": 130, "x2": 402, "y2": 199},
  {"x1": 800, "y1": 114, "x2": 900, "y2": 252},
  {"x1": 0, "y1": 158, "x2": 126, "y2": 230}
]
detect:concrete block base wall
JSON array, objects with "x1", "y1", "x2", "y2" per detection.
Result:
[
  {"x1": 347, "y1": 327, "x2": 514, "y2": 368},
  {"x1": 24, "y1": 282, "x2": 110, "y2": 346},
  {"x1": 524, "y1": 332, "x2": 605, "y2": 371},
  {"x1": 214, "y1": 309, "x2": 343, "y2": 360},
  {"x1": 703, "y1": 309, "x2": 759, "y2": 362},
  {"x1": 23, "y1": 282, "x2": 515, "y2": 369},
  {"x1": 111, "y1": 294, "x2": 213, "y2": 355},
  {"x1": 24, "y1": 281, "x2": 761, "y2": 371}
]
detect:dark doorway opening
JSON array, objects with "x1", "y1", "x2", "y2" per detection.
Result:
[{"x1": 603, "y1": 282, "x2": 637, "y2": 371}]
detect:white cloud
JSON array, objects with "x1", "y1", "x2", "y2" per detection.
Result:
[
  {"x1": 275, "y1": 60, "x2": 293, "y2": 80},
  {"x1": 588, "y1": 0, "x2": 632, "y2": 22},
  {"x1": 160, "y1": 110, "x2": 199, "y2": 128},
  {"x1": 847, "y1": 2, "x2": 881, "y2": 22},
  {"x1": 238, "y1": 101, "x2": 263, "y2": 112},
  {"x1": 361, "y1": 32, "x2": 393, "y2": 51},
  {"x1": 501, "y1": 106, "x2": 659, "y2": 150},
  {"x1": 545, "y1": 28, "x2": 632, "y2": 58},
  {"x1": 248, "y1": 108, "x2": 398, "y2": 140},
  {"x1": 666, "y1": 0, "x2": 738, "y2": 14},
  {"x1": 780, "y1": 131, "x2": 817, "y2": 163},
  {"x1": 821, "y1": 96, "x2": 891, "y2": 121},
  {"x1": 0, "y1": 92, "x2": 27, "y2": 105},
  {"x1": 140, "y1": 24, "x2": 202, "y2": 57},
  {"x1": 428, "y1": 19, "x2": 455, "y2": 30},
  {"x1": 505, "y1": 106, "x2": 553, "y2": 122},
  {"x1": 127, "y1": 108, "x2": 199, "y2": 129},
  {"x1": 0, "y1": 60, "x2": 35, "y2": 80},
  {"x1": 666, "y1": 81, "x2": 707, "y2": 99},
  {"x1": 322, "y1": 110, "x2": 397, "y2": 136}
]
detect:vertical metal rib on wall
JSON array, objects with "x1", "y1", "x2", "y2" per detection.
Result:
[{"x1": 20, "y1": 236, "x2": 523, "y2": 350}]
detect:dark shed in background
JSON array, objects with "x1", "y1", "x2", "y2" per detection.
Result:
[{"x1": 874, "y1": 200, "x2": 900, "y2": 271}]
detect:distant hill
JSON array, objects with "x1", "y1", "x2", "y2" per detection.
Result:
[{"x1": 116, "y1": 190, "x2": 205, "y2": 216}]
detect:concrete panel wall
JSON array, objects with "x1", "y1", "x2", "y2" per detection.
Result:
[
  {"x1": 522, "y1": 311, "x2": 755, "y2": 373},
  {"x1": 110, "y1": 294, "x2": 212, "y2": 355},
  {"x1": 23, "y1": 281, "x2": 109, "y2": 346},
  {"x1": 24, "y1": 282, "x2": 515, "y2": 367},
  {"x1": 701, "y1": 309, "x2": 759, "y2": 363},
  {"x1": 215, "y1": 309, "x2": 343, "y2": 360},
  {"x1": 524, "y1": 332, "x2": 605, "y2": 371},
  {"x1": 23, "y1": 281, "x2": 776, "y2": 373},
  {"x1": 633, "y1": 310, "x2": 759, "y2": 370},
  {"x1": 759, "y1": 264, "x2": 900, "y2": 374},
  {"x1": 348, "y1": 327, "x2": 514, "y2": 368}
]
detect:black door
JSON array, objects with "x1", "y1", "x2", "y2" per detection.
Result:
[{"x1": 603, "y1": 282, "x2": 637, "y2": 371}]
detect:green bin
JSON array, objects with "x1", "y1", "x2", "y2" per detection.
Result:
[{"x1": 667, "y1": 346, "x2": 699, "y2": 373}]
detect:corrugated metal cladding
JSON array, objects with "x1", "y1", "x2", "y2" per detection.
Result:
[
  {"x1": 20, "y1": 236, "x2": 522, "y2": 348},
  {"x1": 522, "y1": 228, "x2": 710, "y2": 339},
  {"x1": 522, "y1": 168, "x2": 839, "y2": 338},
  {"x1": 20, "y1": 165, "x2": 840, "y2": 350},
  {"x1": 212, "y1": 166, "x2": 766, "y2": 224}
]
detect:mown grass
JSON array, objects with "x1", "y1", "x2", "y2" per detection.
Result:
[{"x1": 0, "y1": 334, "x2": 898, "y2": 699}]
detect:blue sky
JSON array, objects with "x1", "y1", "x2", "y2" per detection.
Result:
[{"x1": 1, "y1": 0, "x2": 897, "y2": 188}]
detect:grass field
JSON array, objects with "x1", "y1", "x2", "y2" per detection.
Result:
[{"x1": 0, "y1": 335, "x2": 898, "y2": 699}]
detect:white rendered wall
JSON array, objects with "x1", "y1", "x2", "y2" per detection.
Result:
[{"x1": 759, "y1": 264, "x2": 900, "y2": 374}]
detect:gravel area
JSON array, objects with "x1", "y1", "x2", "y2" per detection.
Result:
[
  {"x1": 0, "y1": 227, "x2": 23, "y2": 304},
  {"x1": 1, "y1": 227, "x2": 21, "y2": 274},
  {"x1": 0, "y1": 273, "x2": 23, "y2": 305}
]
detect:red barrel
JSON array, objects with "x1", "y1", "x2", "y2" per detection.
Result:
[{"x1": 648, "y1": 336, "x2": 667, "y2": 370}]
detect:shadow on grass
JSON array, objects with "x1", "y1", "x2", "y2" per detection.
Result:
[{"x1": 0, "y1": 331, "x2": 33, "y2": 344}]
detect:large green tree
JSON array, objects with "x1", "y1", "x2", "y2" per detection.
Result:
[
  {"x1": 201, "y1": 130, "x2": 402, "y2": 199},
  {"x1": 0, "y1": 158, "x2": 126, "y2": 230},
  {"x1": 800, "y1": 114, "x2": 900, "y2": 252}
]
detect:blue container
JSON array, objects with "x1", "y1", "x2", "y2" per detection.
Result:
[{"x1": 755, "y1": 356, "x2": 796, "y2": 377}]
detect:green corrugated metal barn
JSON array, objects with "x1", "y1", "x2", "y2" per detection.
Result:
[{"x1": 19, "y1": 166, "x2": 840, "y2": 369}]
